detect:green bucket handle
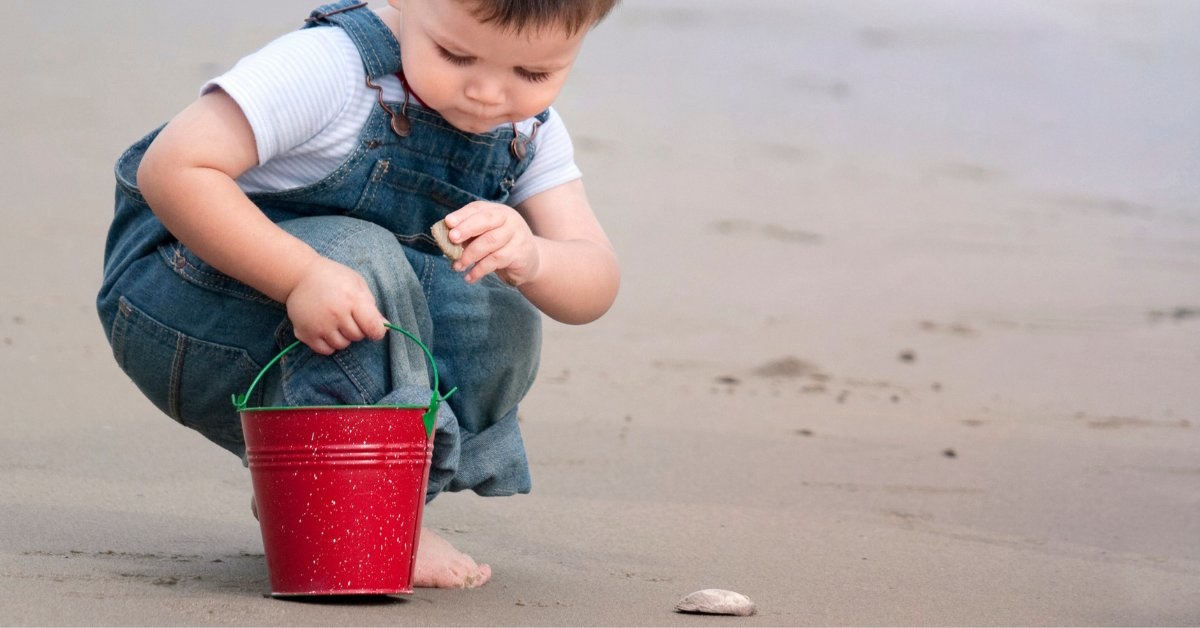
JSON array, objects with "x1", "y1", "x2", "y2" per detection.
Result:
[{"x1": 231, "y1": 322, "x2": 453, "y2": 438}]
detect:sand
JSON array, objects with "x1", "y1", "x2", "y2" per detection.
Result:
[{"x1": 1, "y1": 0, "x2": 1198, "y2": 625}]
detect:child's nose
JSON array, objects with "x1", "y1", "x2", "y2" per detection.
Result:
[{"x1": 464, "y1": 76, "x2": 504, "y2": 107}]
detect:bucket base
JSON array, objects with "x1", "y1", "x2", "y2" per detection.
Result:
[{"x1": 270, "y1": 586, "x2": 413, "y2": 597}]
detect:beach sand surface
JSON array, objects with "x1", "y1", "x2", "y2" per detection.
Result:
[{"x1": 1, "y1": 1, "x2": 1198, "y2": 625}]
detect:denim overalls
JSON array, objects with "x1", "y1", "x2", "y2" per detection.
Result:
[{"x1": 96, "y1": 0, "x2": 546, "y2": 501}]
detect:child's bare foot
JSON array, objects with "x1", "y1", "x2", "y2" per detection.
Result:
[{"x1": 413, "y1": 528, "x2": 492, "y2": 588}]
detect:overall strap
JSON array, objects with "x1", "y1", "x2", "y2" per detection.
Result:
[{"x1": 303, "y1": 0, "x2": 402, "y2": 79}]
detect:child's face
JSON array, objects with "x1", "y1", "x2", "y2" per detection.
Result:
[{"x1": 392, "y1": 0, "x2": 588, "y2": 134}]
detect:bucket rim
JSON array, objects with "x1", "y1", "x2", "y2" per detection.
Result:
[{"x1": 238, "y1": 403, "x2": 431, "y2": 413}]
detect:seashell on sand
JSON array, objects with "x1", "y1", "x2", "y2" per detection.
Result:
[
  {"x1": 675, "y1": 589, "x2": 756, "y2": 616},
  {"x1": 430, "y1": 219, "x2": 464, "y2": 261}
]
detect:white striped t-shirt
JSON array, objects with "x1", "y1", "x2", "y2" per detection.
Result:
[{"x1": 202, "y1": 25, "x2": 582, "y2": 207}]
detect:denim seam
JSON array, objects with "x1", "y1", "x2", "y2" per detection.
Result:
[
  {"x1": 113, "y1": 161, "x2": 146, "y2": 204},
  {"x1": 420, "y1": 248, "x2": 435, "y2": 294},
  {"x1": 396, "y1": 233, "x2": 438, "y2": 249},
  {"x1": 332, "y1": 349, "x2": 378, "y2": 403},
  {"x1": 342, "y1": 13, "x2": 390, "y2": 78},
  {"x1": 310, "y1": 214, "x2": 373, "y2": 258},
  {"x1": 272, "y1": 318, "x2": 294, "y2": 359},
  {"x1": 111, "y1": 298, "x2": 132, "y2": 369},
  {"x1": 157, "y1": 244, "x2": 278, "y2": 307},
  {"x1": 115, "y1": 295, "x2": 192, "y2": 359},
  {"x1": 348, "y1": 159, "x2": 389, "y2": 217},
  {"x1": 167, "y1": 332, "x2": 186, "y2": 420}
]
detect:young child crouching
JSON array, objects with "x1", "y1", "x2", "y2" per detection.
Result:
[{"x1": 97, "y1": 0, "x2": 620, "y2": 588}]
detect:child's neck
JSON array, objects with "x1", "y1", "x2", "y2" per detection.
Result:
[{"x1": 397, "y1": 70, "x2": 429, "y2": 108}]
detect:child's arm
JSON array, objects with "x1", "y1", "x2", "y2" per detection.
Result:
[
  {"x1": 441, "y1": 179, "x2": 620, "y2": 324},
  {"x1": 137, "y1": 89, "x2": 387, "y2": 354}
]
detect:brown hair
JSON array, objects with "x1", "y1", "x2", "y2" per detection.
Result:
[{"x1": 458, "y1": 0, "x2": 620, "y2": 36}]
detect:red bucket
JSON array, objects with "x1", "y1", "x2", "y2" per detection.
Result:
[{"x1": 232, "y1": 324, "x2": 451, "y2": 596}]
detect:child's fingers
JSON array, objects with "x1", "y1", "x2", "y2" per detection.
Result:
[
  {"x1": 352, "y1": 307, "x2": 388, "y2": 341},
  {"x1": 446, "y1": 202, "x2": 506, "y2": 243},
  {"x1": 443, "y1": 201, "x2": 490, "y2": 230},
  {"x1": 323, "y1": 328, "x2": 352, "y2": 352},
  {"x1": 457, "y1": 227, "x2": 512, "y2": 274},
  {"x1": 338, "y1": 317, "x2": 366, "y2": 343},
  {"x1": 465, "y1": 240, "x2": 519, "y2": 283},
  {"x1": 346, "y1": 285, "x2": 386, "y2": 340},
  {"x1": 292, "y1": 321, "x2": 333, "y2": 355},
  {"x1": 303, "y1": 335, "x2": 336, "y2": 356}
]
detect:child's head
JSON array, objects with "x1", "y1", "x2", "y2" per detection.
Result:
[{"x1": 392, "y1": 0, "x2": 618, "y2": 134}]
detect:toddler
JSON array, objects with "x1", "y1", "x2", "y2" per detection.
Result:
[{"x1": 97, "y1": 0, "x2": 620, "y2": 588}]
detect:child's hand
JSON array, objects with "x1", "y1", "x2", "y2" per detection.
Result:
[
  {"x1": 285, "y1": 257, "x2": 387, "y2": 355},
  {"x1": 444, "y1": 201, "x2": 540, "y2": 286}
]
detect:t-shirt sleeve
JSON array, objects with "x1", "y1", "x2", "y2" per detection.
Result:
[
  {"x1": 201, "y1": 27, "x2": 360, "y2": 166},
  {"x1": 508, "y1": 107, "x2": 583, "y2": 207}
]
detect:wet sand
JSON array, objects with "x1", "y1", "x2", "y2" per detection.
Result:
[{"x1": 1, "y1": 1, "x2": 1198, "y2": 625}]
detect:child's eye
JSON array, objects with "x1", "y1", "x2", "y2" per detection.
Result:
[
  {"x1": 436, "y1": 45, "x2": 473, "y2": 67},
  {"x1": 516, "y1": 68, "x2": 552, "y2": 83}
]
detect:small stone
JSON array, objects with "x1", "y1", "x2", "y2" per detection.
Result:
[
  {"x1": 430, "y1": 219, "x2": 464, "y2": 261},
  {"x1": 675, "y1": 589, "x2": 756, "y2": 616}
]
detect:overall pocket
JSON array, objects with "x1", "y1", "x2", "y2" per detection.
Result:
[
  {"x1": 110, "y1": 296, "x2": 262, "y2": 453},
  {"x1": 349, "y1": 160, "x2": 494, "y2": 256},
  {"x1": 157, "y1": 242, "x2": 277, "y2": 306}
]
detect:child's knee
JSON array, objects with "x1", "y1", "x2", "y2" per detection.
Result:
[{"x1": 282, "y1": 216, "x2": 418, "y2": 297}]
